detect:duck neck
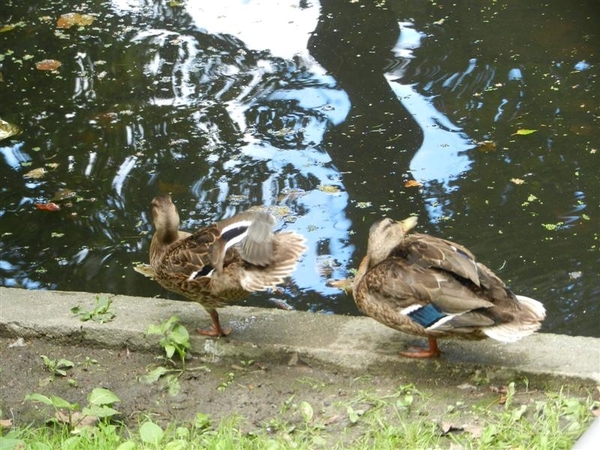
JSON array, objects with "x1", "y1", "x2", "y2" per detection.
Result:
[{"x1": 156, "y1": 214, "x2": 180, "y2": 245}]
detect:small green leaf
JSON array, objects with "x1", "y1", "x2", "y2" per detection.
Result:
[
  {"x1": 140, "y1": 367, "x2": 169, "y2": 384},
  {"x1": 81, "y1": 405, "x2": 120, "y2": 418},
  {"x1": 194, "y1": 413, "x2": 211, "y2": 429},
  {"x1": 139, "y1": 421, "x2": 164, "y2": 444},
  {"x1": 116, "y1": 442, "x2": 137, "y2": 450},
  {"x1": 146, "y1": 323, "x2": 163, "y2": 335},
  {"x1": 57, "y1": 359, "x2": 74, "y2": 370},
  {"x1": 88, "y1": 388, "x2": 120, "y2": 406},
  {"x1": 50, "y1": 396, "x2": 77, "y2": 410},
  {"x1": 170, "y1": 324, "x2": 190, "y2": 346},
  {"x1": 300, "y1": 401, "x2": 313, "y2": 423},
  {"x1": 25, "y1": 393, "x2": 53, "y2": 406},
  {"x1": 164, "y1": 344, "x2": 176, "y2": 359},
  {"x1": 165, "y1": 374, "x2": 181, "y2": 396},
  {"x1": 347, "y1": 406, "x2": 359, "y2": 423},
  {"x1": 513, "y1": 128, "x2": 537, "y2": 136}
]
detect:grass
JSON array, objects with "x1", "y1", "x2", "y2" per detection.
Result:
[{"x1": 2, "y1": 384, "x2": 595, "y2": 450}]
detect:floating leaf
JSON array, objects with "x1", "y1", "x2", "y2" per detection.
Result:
[
  {"x1": 512, "y1": 129, "x2": 537, "y2": 136},
  {"x1": 35, "y1": 202, "x2": 61, "y2": 211},
  {"x1": 24, "y1": 167, "x2": 46, "y2": 179},
  {"x1": 57, "y1": 13, "x2": 95, "y2": 29},
  {"x1": 474, "y1": 140, "x2": 496, "y2": 152},
  {"x1": 0, "y1": 118, "x2": 21, "y2": 140},
  {"x1": 404, "y1": 179, "x2": 423, "y2": 188},
  {"x1": 36, "y1": 59, "x2": 62, "y2": 71},
  {"x1": 49, "y1": 188, "x2": 76, "y2": 203},
  {"x1": 510, "y1": 178, "x2": 525, "y2": 185},
  {"x1": 542, "y1": 222, "x2": 564, "y2": 231},
  {"x1": 317, "y1": 184, "x2": 341, "y2": 194}
]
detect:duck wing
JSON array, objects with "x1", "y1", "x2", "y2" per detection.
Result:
[
  {"x1": 156, "y1": 226, "x2": 219, "y2": 279},
  {"x1": 399, "y1": 233, "x2": 495, "y2": 288},
  {"x1": 359, "y1": 260, "x2": 498, "y2": 333}
]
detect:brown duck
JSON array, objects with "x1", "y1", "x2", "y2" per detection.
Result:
[
  {"x1": 351, "y1": 216, "x2": 546, "y2": 358},
  {"x1": 148, "y1": 195, "x2": 307, "y2": 337}
]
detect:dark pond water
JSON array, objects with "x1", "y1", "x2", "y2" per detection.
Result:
[{"x1": 1, "y1": 1, "x2": 598, "y2": 337}]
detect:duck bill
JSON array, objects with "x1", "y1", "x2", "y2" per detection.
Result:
[{"x1": 396, "y1": 216, "x2": 418, "y2": 233}]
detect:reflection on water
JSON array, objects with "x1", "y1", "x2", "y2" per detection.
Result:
[{"x1": 0, "y1": 0, "x2": 598, "y2": 336}]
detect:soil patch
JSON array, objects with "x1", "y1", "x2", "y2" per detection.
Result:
[{"x1": 1, "y1": 335, "x2": 594, "y2": 441}]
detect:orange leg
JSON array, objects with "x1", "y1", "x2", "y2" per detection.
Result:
[
  {"x1": 399, "y1": 337, "x2": 441, "y2": 358},
  {"x1": 197, "y1": 309, "x2": 232, "y2": 337}
]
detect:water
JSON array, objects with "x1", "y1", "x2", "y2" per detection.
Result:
[{"x1": 0, "y1": 0, "x2": 598, "y2": 337}]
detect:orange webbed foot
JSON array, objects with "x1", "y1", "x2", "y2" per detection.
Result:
[
  {"x1": 196, "y1": 326, "x2": 232, "y2": 337},
  {"x1": 399, "y1": 338, "x2": 441, "y2": 358}
]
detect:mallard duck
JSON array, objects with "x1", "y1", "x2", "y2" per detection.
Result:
[
  {"x1": 148, "y1": 195, "x2": 307, "y2": 337},
  {"x1": 351, "y1": 216, "x2": 546, "y2": 358}
]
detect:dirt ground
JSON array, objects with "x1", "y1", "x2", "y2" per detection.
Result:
[{"x1": 0, "y1": 335, "x2": 595, "y2": 439}]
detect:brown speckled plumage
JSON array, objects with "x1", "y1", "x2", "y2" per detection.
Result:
[
  {"x1": 352, "y1": 217, "x2": 546, "y2": 357},
  {"x1": 148, "y1": 195, "x2": 307, "y2": 336}
]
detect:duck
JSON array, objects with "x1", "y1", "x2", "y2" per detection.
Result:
[
  {"x1": 350, "y1": 216, "x2": 546, "y2": 358},
  {"x1": 147, "y1": 195, "x2": 307, "y2": 337}
]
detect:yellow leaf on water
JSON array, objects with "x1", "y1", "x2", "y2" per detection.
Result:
[
  {"x1": 57, "y1": 13, "x2": 95, "y2": 29},
  {"x1": 317, "y1": 185, "x2": 341, "y2": 194},
  {"x1": 474, "y1": 140, "x2": 497, "y2": 152},
  {"x1": 35, "y1": 59, "x2": 61, "y2": 71},
  {"x1": 23, "y1": 167, "x2": 46, "y2": 179},
  {"x1": 0, "y1": 118, "x2": 21, "y2": 140},
  {"x1": 512, "y1": 129, "x2": 537, "y2": 136},
  {"x1": 404, "y1": 179, "x2": 423, "y2": 188}
]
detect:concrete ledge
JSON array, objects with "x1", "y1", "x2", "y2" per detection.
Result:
[{"x1": 1, "y1": 286, "x2": 598, "y2": 386}]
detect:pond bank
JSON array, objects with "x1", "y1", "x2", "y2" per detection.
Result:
[{"x1": 1, "y1": 286, "x2": 598, "y2": 385}]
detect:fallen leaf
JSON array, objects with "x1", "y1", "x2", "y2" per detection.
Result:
[
  {"x1": 510, "y1": 178, "x2": 525, "y2": 185},
  {"x1": 56, "y1": 13, "x2": 95, "y2": 29},
  {"x1": 49, "y1": 188, "x2": 76, "y2": 203},
  {"x1": 267, "y1": 297, "x2": 294, "y2": 310},
  {"x1": 35, "y1": 202, "x2": 61, "y2": 211},
  {"x1": 463, "y1": 422, "x2": 483, "y2": 438},
  {"x1": 35, "y1": 59, "x2": 62, "y2": 71},
  {"x1": 404, "y1": 179, "x2": 423, "y2": 188},
  {"x1": 324, "y1": 414, "x2": 343, "y2": 425},
  {"x1": 441, "y1": 422, "x2": 464, "y2": 435},
  {"x1": 55, "y1": 411, "x2": 98, "y2": 427},
  {"x1": 24, "y1": 167, "x2": 46, "y2": 179},
  {"x1": 8, "y1": 337, "x2": 26, "y2": 348},
  {"x1": 317, "y1": 184, "x2": 341, "y2": 194},
  {"x1": 0, "y1": 418, "x2": 12, "y2": 428},
  {"x1": 512, "y1": 129, "x2": 537, "y2": 136},
  {"x1": 0, "y1": 118, "x2": 21, "y2": 140},
  {"x1": 474, "y1": 140, "x2": 497, "y2": 152}
]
